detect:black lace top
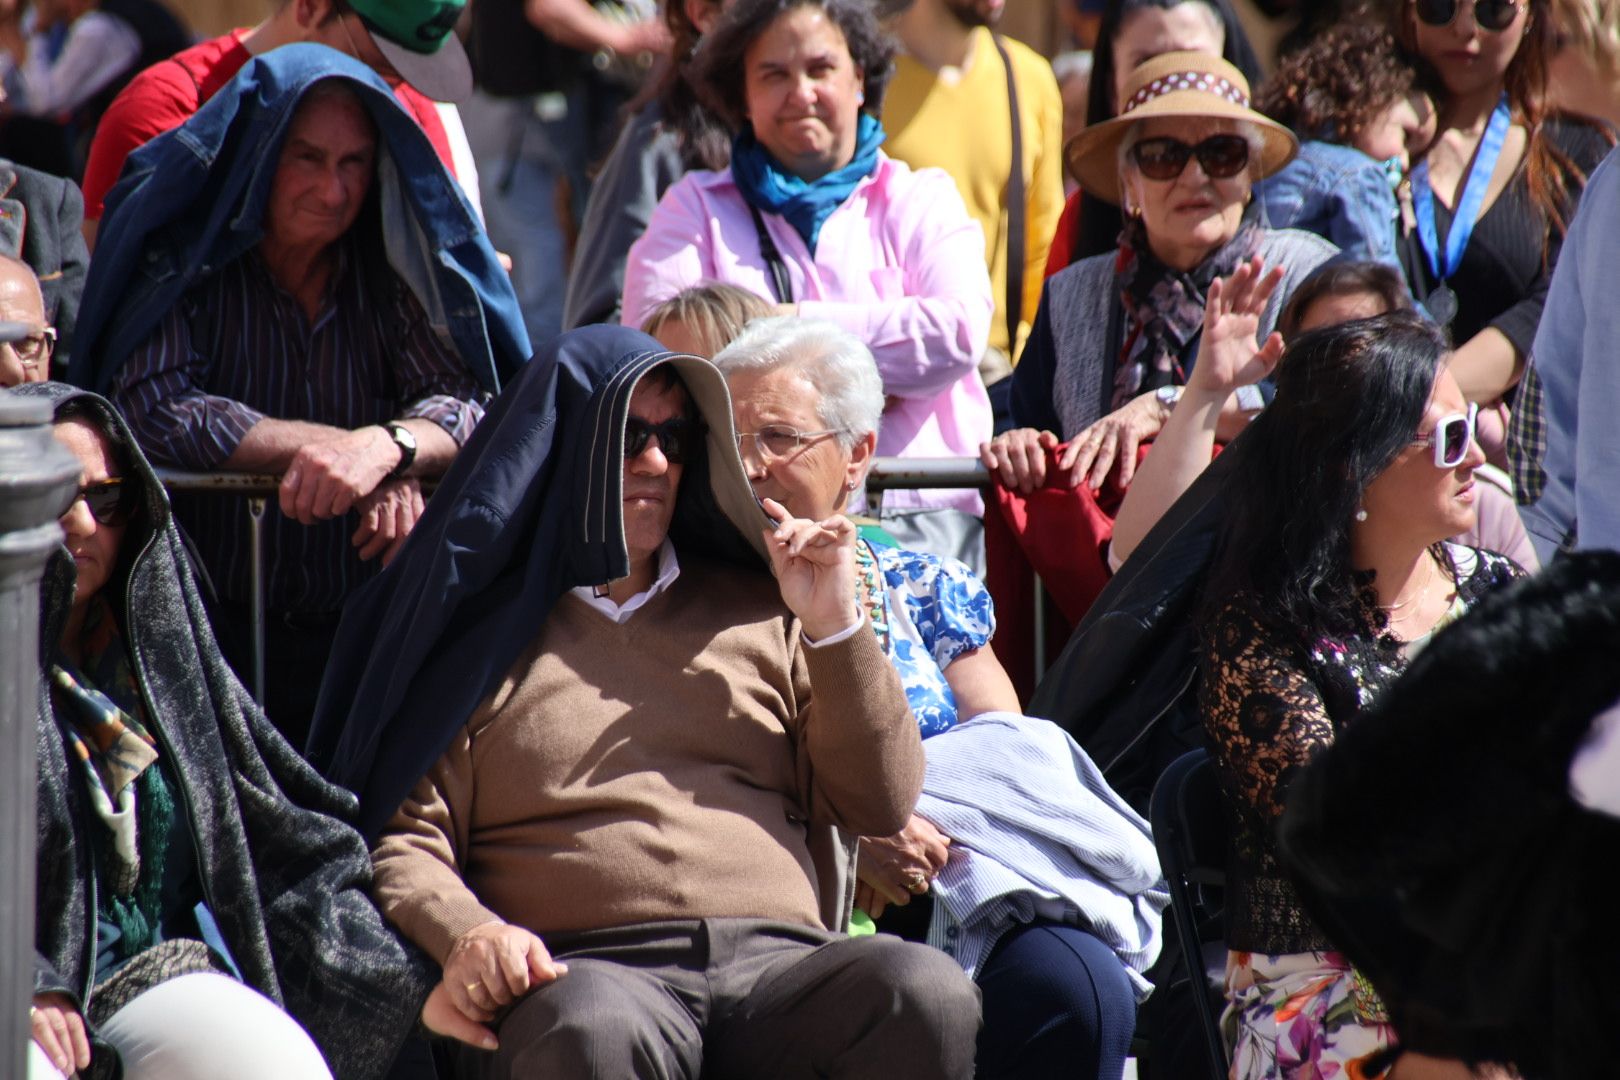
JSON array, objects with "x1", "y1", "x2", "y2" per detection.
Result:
[{"x1": 1197, "y1": 545, "x2": 1521, "y2": 954}]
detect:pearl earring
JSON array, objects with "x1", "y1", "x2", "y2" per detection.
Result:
[{"x1": 1355, "y1": 507, "x2": 1368, "y2": 523}]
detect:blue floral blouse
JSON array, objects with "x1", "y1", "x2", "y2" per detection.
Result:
[{"x1": 863, "y1": 541, "x2": 997, "y2": 739}]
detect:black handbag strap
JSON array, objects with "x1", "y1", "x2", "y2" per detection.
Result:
[
  {"x1": 992, "y1": 33, "x2": 1024, "y2": 355},
  {"x1": 749, "y1": 204, "x2": 794, "y2": 304}
]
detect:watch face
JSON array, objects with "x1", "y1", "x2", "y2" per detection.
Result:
[{"x1": 390, "y1": 423, "x2": 417, "y2": 452}]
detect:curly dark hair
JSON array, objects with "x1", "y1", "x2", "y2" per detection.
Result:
[
  {"x1": 1256, "y1": 22, "x2": 1419, "y2": 144},
  {"x1": 689, "y1": 0, "x2": 897, "y2": 135},
  {"x1": 1202, "y1": 311, "x2": 1450, "y2": 642}
]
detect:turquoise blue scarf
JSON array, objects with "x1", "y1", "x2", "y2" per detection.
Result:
[{"x1": 731, "y1": 112, "x2": 886, "y2": 256}]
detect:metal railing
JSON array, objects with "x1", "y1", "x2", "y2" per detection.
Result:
[{"x1": 154, "y1": 457, "x2": 1058, "y2": 708}]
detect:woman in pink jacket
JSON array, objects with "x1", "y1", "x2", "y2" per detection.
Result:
[{"x1": 621, "y1": 0, "x2": 994, "y2": 526}]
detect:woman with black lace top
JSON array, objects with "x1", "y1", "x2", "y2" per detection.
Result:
[{"x1": 1195, "y1": 312, "x2": 1520, "y2": 1077}]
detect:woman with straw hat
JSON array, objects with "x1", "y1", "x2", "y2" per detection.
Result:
[{"x1": 982, "y1": 51, "x2": 1336, "y2": 501}]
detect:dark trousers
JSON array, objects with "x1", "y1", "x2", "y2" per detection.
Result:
[
  {"x1": 977, "y1": 921, "x2": 1139, "y2": 1080},
  {"x1": 448, "y1": 918, "x2": 981, "y2": 1080},
  {"x1": 212, "y1": 602, "x2": 341, "y2": 754}
]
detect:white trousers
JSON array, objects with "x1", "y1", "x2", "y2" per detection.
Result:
[{"x1": 29, "y1": 972, "x2": 332, "y2": 1079}]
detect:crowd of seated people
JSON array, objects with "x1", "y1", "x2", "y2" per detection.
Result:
[{"x1": 6, "y1": 0, "x2": 1620, "y2": 1078}]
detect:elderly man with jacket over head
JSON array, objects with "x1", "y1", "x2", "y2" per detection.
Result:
[{"x1": 309, "y1": 326, "x2": 982, "y2": 1079}]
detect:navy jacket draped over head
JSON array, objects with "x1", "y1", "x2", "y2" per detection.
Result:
[
  {"x1": 308, "y1": 325, "x2": 769, "y2": 840},
  {"x1": 67, "y1": 44, "x2": 528, "y2": 395}
]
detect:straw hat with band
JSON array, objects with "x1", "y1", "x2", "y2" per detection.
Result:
[
  {"x1": 1065, "y1": 51, "x2": 1297, "y2": 206},
  {"x1": 347, "y1": 0, "x2": 473, "y2": 104}
]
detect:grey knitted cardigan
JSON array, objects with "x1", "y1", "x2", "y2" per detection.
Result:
[
  {"x1": 1044, "y1": 227, "x2": 1338, "y2": 439},
  {"x1": 21, "y1": 383, "x2": 436, "y2": 1080}
]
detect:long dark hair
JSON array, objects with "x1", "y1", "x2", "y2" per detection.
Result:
[
  {"x1": 630, "y1": 0, "x2": 731, "y2": 171},
  {"x1": 1202, "y1": 311, "x2": 1448, "y2": 641},
  {"x1": 692, "y1": 0, "x2": 897, "y2": 135},
  {"x1": 1071, "y1": 0, "x2": 1263, "y2": 263}
]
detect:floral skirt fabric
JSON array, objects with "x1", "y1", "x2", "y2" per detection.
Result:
[{"x1": 1222, "y1": 950, "x2": 1394, "y2": 1079}]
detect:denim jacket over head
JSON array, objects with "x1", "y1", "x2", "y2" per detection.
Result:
[{"x1": 68, "y1": 44, "x2": 528, "y2": 395}]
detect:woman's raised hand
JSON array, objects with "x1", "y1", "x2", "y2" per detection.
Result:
[{"x1": 1192, "y1": 256, "x2": 1286, "y2": 397}]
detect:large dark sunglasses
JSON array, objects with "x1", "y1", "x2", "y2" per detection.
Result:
[
  {"x1": 1412, "y1": 403, "x2": 1478, "y2": 468},
  {"x1": 1130, "y1": 134, "x2": 1251, "y2": 182},
  {"x1": 1413, "y1": 0, "x2": 1520, "y2": 31},
  {"x1": 64, "y1": 478, "x2": 136, "y2": 526},
  {"x1": 624, "y1": 416, "x2": 697, "y2": 464}
]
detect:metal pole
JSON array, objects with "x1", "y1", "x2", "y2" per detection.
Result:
[
  {"x1": 247, "y1": 497, "x2": 267, "y2": 706},
  {"x1": 0, "y1": 392, "x2": 80, "y2": 1080}
]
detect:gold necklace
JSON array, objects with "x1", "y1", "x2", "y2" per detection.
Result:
[{"x1": 1380, "y1": 557, "x2": 1437, "y2": 618}]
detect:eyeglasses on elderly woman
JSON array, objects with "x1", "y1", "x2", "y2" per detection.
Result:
[
  {"x1": 1130, "y1": 134, "x2": 1251, "y2": 181},
  {"x1": 1412, "y1": 0, "x2": 1520, "y2": 31},
  {"x1": 1411, "y1": 402, "x2": 1478, "y2": 468},
  {"x1": 735, "y1": 424, "x2": 848, "y2": 461}
]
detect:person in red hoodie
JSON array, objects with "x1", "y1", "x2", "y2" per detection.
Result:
[{"x1": 79, "y1": 0, "x2": 472, "y2": 248}]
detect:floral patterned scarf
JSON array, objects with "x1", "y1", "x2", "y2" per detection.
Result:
[{"x1": 1111, "y1": 200, "x2": 1263, "y2": 409}]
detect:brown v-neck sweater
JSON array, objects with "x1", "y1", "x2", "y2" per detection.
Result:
[{"x1": 370, "y1": 557, "x2": 921, "y2": 963}]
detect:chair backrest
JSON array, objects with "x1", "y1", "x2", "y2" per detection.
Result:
[{"x1": 1150, "y1": 748, "x2": 1229, "y2": 1080}]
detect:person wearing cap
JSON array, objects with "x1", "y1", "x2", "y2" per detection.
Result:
[
  {"x1": 77, "y1": 0, "x2": 475, "y2": 248},
  {"x1": 72, "y1": 47, "x2": 526, "y2": 753},
  {"x1": 306, "y1": 326, "x2": 981, "y2": 1079},
  {"x1": 981, "y1": 51, "x2": 1336, "y2": 500}
]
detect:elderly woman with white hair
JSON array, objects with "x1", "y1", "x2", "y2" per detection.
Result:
[
  {"x1": 982, "y1": 51, "x2": 1337, "y2": 496},
  {"x1": 716, "y1": 315, "x2": 1167, "y2": 1080}
]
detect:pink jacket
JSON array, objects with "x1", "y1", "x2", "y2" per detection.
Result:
[{"x1": 622, "y1": 152, "x2": 994, "y2": 514}]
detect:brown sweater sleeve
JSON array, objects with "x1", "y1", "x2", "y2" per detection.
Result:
[
  {"x1": 793, "y1": 621, "x2": 925, "y2": 837},
  {"x1": 370, "y1": 725, "x2": 505, "y2": 965}
]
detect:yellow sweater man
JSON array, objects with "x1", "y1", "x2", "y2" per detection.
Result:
[{"x1": 884, "y1": 4, "x2": 1064, "y2": 367}]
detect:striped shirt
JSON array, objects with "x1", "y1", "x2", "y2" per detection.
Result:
[
  {"x1": 114, "y1": 242, "x2": 486, "y2": 612},
  {"x1": 915, "y1": 712, "x2": 1168, "y2": 997}
]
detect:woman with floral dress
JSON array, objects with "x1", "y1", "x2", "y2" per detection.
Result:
[
  {"x1": 715, "y1": 315, "x2": 1150, "y2": 1080},
  {"x1": 1194, "y1": 312, "x2": 1520, "y2": 1076}
]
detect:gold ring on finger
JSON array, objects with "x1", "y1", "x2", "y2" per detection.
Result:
[{"x1": 465, "y1": 982, "x2": 483, "y2": 994}]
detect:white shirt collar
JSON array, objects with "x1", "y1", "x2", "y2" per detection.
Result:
[{"x1": 571, "y1": 538, "x2": 681, "y2": 624}]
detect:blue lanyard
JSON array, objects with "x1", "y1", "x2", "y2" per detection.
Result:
[{"x1": 1412, "y1": 96, "x2": 1512, "y2": 282}]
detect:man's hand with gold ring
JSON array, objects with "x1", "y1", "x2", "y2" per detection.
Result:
[{"x1": 443, "y1": 920, "x2": 568, "y2": 1025}]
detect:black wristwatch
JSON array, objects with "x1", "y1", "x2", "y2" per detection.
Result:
[{"x1": 383, "y1": 422, "x2": 417, "y2": 479}]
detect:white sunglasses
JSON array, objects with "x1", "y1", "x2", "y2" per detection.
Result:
[{"x1": 1411, "y1": 402, "x2": 1478, "y2": 468}]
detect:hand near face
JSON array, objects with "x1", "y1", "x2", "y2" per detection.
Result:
[
  {"x1": 279, "y1": 426, "x2": 397, "y2": 524},
  {"x1": 1190, "y1": 256, "x2": 1286, "y2": 397},
  {"x1": 759, "y1": 497, "x2": 858, "y2": 641}
]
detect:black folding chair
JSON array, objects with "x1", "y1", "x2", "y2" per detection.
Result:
[{"x1": 1150, "y1": 749, "x2": 1229, "y2": 1080}]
